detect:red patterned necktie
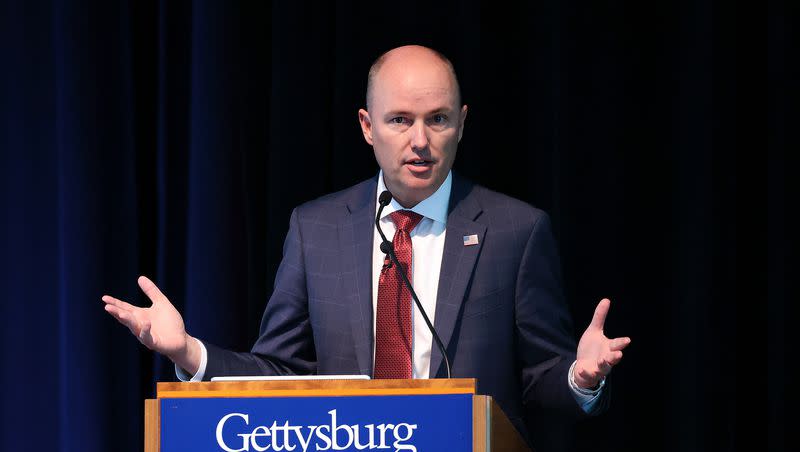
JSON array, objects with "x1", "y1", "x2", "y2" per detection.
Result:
[{"x1": 374, "y1": 210, "x2": 423, "y2": 379}]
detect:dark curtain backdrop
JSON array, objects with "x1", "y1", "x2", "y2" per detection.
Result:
[{"x1": 0, "y1": 0, "x2": 778, "y2": 451}]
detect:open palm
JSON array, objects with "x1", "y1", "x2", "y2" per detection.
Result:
[
  {"x1": 574, "y1": 298, "x2": 631, "y2": 389},
  {"x1": 102, "y1": 276, "x2": 189, "y2": 360}
]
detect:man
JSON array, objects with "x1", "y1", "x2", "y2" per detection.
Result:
[{"x1": 103, "y1": 45, "x2": 630, "y2": 447}]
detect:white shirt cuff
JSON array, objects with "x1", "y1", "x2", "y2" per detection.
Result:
[
  {"x1": 568, "y1": 360, "x2": 605, "y2": 413},
  {"x1": 174, "y1": 338, "x2": 208, "y2": 382}
]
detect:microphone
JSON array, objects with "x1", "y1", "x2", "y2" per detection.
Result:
[{"x1": 375, "y1": 190, "x2": 452, "y2": 378}]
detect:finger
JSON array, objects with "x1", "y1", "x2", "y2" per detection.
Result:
[
  {"x1": 104, "y1": 304, "x2": 133, "y2": 326},
  {"x1": 103, "y1": 303, "x2": 125, "y2": 321},
  {"x1": 597, "y1": 357, "x2": 613, "y2": 376},
  {"x1": 102, "y1": 295, "x2": 136, "y2": 312},
  {"x1": 577, "y1": 367, "x2": 594, "y2": 381},
  {"x1": 609, "y1": 337, "x2": 632, "y2": 351},
  {"x1": 105, "y1": 304, "x2": 141, "y2": 335},
  {"x1": 138, "y1": 275, "x2": 167, "y2": 305},
  {"x1": 589, "y1": 298, "x2": 611, "y2": 330},
  {"x1": 606, "y1": 350, "x2": 624, "y2": 366},
  {"x1": 575, "y1": 359, "x2": 599, "y2": 377},
  {"x1": 578, "y1": 367, "x2": 601, "y2": 384}
]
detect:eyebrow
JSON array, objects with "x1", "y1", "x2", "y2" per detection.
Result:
[{"x1": 382, "y1": 107, "x2": 453, "y2": 119}]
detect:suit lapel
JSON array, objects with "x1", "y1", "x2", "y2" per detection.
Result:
[
  {"x1": 340, "y1": 178, "x2": 378, "y2": 376},
  {"x1": 429, "y1": 176, "x2": 485, "y2": 377},
  {"x1": 338, "y1": 174, "x2": 484, "y2": 378}
]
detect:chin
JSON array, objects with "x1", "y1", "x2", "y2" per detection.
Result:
[{"x1": 403, "y1": 176, "x2": 436, "y2": 190}]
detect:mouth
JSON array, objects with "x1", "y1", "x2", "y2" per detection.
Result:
[
  {"x1": 405, "y1": 158, "x2": 434, "y2": 167},
  {"x1": 404, "y1": 158, "x2": 434, "y2": 175}
]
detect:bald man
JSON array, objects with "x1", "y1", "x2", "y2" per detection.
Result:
[{"x1": 104, "y1": 45, "x2": 630, "y2": 448}]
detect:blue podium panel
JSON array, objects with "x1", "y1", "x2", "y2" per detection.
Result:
[{"x1": 161, "y1": 394, "x2": 472, "y2": 452}]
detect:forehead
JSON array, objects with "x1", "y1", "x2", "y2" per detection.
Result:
[{"x1": 371, "y1": 59, "x2": 458, "y2": 112}]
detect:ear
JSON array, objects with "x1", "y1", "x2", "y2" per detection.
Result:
[
  {"x1": 358, "y1": 109, "x2": 374, "y2": 145},
  {"x1": 457, "y1": 105, "x2": 468, "y2": 142}
]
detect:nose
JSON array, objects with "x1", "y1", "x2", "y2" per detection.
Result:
[{"x1": 409, "y1": 121, "x2": 429, "y2": 151}]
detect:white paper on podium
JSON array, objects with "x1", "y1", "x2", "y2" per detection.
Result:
[{"x1": 210, "y1": 375, "x2": 371, "y2": 381}]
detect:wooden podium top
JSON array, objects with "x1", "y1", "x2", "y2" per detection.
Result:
[
  {"x1": 147, "y1": 378, "x2": 530, "y2": 451},
  {"x1": 157, "y1": 378, "x2": 477, "y2": 399}
]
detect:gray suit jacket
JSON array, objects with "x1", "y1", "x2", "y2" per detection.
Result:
[{"x1": 203, "y1": 173, "x2": 605, "y2": 445}]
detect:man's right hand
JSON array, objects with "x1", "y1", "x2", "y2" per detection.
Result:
[{"x1": 103, "y1": 275, "x2": 202, "y2": 375}]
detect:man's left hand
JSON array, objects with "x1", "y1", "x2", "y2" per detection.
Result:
[{"x1": 574, "y1": 298, "x2": 631, "y2": 389}]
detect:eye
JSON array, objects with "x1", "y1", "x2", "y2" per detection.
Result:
[
  {"x1": 432, "y1": 113, "x2": 448, "y2": 124},
  {"x1": 390, "y1": 116, "x2": 407, "y2": 125}
]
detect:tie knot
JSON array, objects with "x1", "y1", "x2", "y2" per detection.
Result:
[{"x1": 389, "y1": 210, "x2": 423, "y2": 232}]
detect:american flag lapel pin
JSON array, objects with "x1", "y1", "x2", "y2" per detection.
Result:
[{"x1": 463, "y1": 234, "x2": 479, "y2": 246}]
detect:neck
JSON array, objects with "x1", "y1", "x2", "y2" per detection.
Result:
[
  {"x1": 392, "y1": 193, "x2": 420, "y2": 209},
  {"x1": 385, "y1": 183, "x2": 436, "y2": 209},
  {"x1": 379, "y1": 172, "x2": 448, "y2": 209}
]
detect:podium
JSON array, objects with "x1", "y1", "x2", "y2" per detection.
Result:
[{"x1": 144, "y1": 378, "x2": 530, "y2": 451}]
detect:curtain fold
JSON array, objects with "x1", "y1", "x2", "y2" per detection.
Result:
[{"x1": 0, "y1": 1, "x2": 759, "y2": 451}]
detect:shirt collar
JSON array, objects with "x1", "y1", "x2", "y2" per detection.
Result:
[{"x1": 376, "y1": 170, "x2": 452, "y2": 225}]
